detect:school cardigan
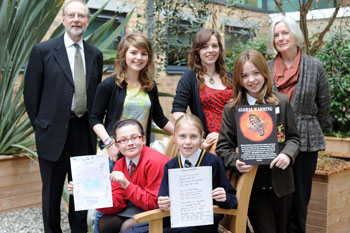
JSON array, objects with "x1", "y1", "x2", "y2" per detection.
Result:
[
  {"x1": 90, "y1": 76, "x2": 169, "y2": 146},
  {"x1": 268, "y1": 52, "x2": 330, "y2": 152},
  {"x1": 172, "y1": 69, "x2": 232, "y2": 137},
  {"x1": 216, "y1": 92, "x2": 300, "y2": 198},
  {"x1": 158, "y1": 150, "x2": 237, "y2": 233},
  {"x1": 98, "y1": 146, "x2": 170, "y2": 215}
]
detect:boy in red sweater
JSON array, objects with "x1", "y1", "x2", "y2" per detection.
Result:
[{"x1": 68, "y1": 119, "x2": 169, "y2": 233}]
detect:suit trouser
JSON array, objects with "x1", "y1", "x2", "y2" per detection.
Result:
[
  {"x1": 39, "y1": 113, "x2": 93, "y2": 233},
  {"x1": 248, "y1": 187, "x2": 293, "y2": 233},
  {"x1": 287, "y1": 151, "x2": 318, "y2": 233}
]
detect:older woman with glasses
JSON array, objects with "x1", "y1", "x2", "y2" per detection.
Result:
[{"x1": 267, "y1": 15, "x2": 330, "y2": 233}]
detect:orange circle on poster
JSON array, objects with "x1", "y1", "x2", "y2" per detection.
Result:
[{"x1": 239, "y1": 110, "x2": 273, "y2": 142}]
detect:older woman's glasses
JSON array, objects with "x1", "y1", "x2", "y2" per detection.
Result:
[{"x1": 116, "y1": 135, "x2": 142, "y2": 144}]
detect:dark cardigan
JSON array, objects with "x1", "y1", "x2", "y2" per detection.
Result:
[
  {"x1": 172, "y1": 69, "x2": 232, "y2": 137},
  {"x1": 90, "y1": 76, "x2": 169, "y2": 146}
]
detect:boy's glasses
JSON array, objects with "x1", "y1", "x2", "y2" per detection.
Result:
[{"x1": 116, "y1": 135, "x2": 142, "y2": 144}]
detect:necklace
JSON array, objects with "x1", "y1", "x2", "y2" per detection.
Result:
[{"x1": 206, "y1": 71, "x2": 216, "y2": 85}]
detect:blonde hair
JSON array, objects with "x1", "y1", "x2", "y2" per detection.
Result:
[
  {"x1": 267, "y1": 15, "x2": 305, "y2": 54},
  {"x1": 188, "y1": 28, "x2": 231, "y2": 89},
  {"x1": 231, "y1": 49, "x2": 279, "y2": 107},
  {"x1": 114, "y1": 33, "x2": 154, "y2": 91},
  {"x1": 174, "y1": 114, "x2": 204, "y2": 137}
]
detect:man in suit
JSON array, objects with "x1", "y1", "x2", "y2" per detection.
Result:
[{"x1": 23, "y1": 0, "x2": 103, "y2": 232}]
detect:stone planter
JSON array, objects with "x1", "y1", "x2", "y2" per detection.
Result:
[
  {"x1": 0, "y1": 155, "x2": 42, "y2": 213},
  {"x1": 324, "y1": 136, "x2": 350, "y2": 158},
  {"x1": 306, "y1": 163, "x2": 350, "y2": 233}
]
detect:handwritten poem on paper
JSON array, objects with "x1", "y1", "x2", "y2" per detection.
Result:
[
  {"x1": 169, "y1": 166, "x2": 213, "y2": 228},
  {"x1": 70, "y1": 154, "x2": 113, "y2": 211}
]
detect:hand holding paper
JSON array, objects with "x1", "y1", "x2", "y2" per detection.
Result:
[
  {"x1": 236, "y1": 159, "x2": 254, "y2": 173},
  {"x1": 67, "y1": 181, "x2": 74, "y2": 195},
  {"x1": 158, "y1": 196, "x2": 170, "y2": 210},
  {"x1": 212, "y1": 187, "x2": 226, "y2": 202}
]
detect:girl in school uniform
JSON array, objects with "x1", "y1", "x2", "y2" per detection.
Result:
[
  {"x1": 128, "y1": 113, "x2": 237, "y2": 233},
  {"x1": 216, "y1": 49, "x2": 300, "y2": 233}
]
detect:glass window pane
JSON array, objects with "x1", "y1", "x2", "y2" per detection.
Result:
[
  {"x1": 311, "y1": 0, "x2": 335, "y2": 9},
  {"x1": 235, "y1": 0, "x2": 263, "y2": 9},
  {"x1": 225, "y1": 26, "x2": 251, "y2": 57},
  {"x1": 167, "y1": 21, "x2": 199, "y2": 66},
  {"x1": 267, "y1": 0, "x2": 335, "y2": 12}
]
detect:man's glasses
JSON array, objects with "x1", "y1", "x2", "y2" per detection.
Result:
[
  {"x1": 116, "y1": 135, "x2": 142, "y2": 144},
  {"x1": 65, "y1": 13, "x2": 87, "y2": 20}
]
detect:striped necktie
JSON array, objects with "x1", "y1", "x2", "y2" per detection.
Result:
[
  {"x1": 184, "y1": 159, "x2": 192, "y2": 168},
  {"x1": 129, "y1": 161, "x2": 136, "y2": 176}
]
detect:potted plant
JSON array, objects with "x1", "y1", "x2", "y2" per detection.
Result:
[{"x1": 316, "y1": 26, "x2": 350, "y2": 157}]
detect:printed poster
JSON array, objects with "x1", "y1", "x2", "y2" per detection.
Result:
[{"x1": 235, "y1": 104, "x2": 278, "y2": 165}]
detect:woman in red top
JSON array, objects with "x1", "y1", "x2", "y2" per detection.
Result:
[{"x1": 172, "y1": 28, "x2": 233, "y2": 150}]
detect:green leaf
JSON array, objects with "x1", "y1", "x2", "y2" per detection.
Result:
[
  {"x1": 151, "y1": 128, "x2": 171, "y2": 136},
  {"x1": 85, "y1": 16, "x2": 115, "y2": 45},
  {"x1": 99, "y1": 8, "x2": 134, "y2": 49}
]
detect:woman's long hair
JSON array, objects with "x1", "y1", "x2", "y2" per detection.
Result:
[
  {"x1": 114, "y1": 33, "x2": 154, "y2": 91},
  {"x1": 231, "y1": 49, "x2": 279, "y2": 107},
  {"x1": 188, "y1": 28, "x2": 231, "y2": 89}
]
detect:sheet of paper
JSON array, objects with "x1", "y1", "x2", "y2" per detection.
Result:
[
  {"x1": 169, "y1": 166, "x2": 213, "y2": 228},
  {"x1": 70, "y1": 154, "x2": 113, "y2": 211}
]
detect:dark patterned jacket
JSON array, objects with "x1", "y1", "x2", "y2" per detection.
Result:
[{"x1": 268, "y1": 51, "x2": 330, "y2": 152}]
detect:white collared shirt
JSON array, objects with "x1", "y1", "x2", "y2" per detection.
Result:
[
  {"x1": 180, "y1": 148, "x2": 202, "y2": 168},
  {"x1": 64, "y1": 33, "x2": 86, "y2": 110},
  {"x1": 246, "y1": 93, "x2": 279, "y2": 114},
  {"x1": 246, "y1": 93, "x2": 262, "y2": 105}
]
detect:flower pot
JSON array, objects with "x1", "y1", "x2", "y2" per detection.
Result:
[
  {"x1": 324, "y1": 136, "x2": 350, "y2": 158},
  {"x1": 0, "y1": 155, "x2": 42, "y2": 213},
  {"x1": 306, "y1": 166, "x2": 350, "y2": 232}
]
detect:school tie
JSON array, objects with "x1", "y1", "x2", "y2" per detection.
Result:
[
  {"x1": 184, "y1": 159, "x2": 192, "y2": 168},
  {"x1": 73, "y1": 43, "x2": 87, "y2": 117},
  {"x1": 129, "y1": 161, "x2": 136, "y2": 176}
]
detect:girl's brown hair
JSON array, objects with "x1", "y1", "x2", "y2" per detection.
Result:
[
  {"x1": 114, "y1": 33, "x2": 154, "y2": 91},
  {"x1": 188, "y1": 28, "x2": 231, "y2": 89},
  {"x1": 231, "y1": 49, "x2": 279, "y2": 107}
]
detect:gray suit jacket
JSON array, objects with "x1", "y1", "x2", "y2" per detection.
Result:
[
  {"x1": 268, "y1": 52, "x2": 330, "y2": 152},
  {"x1": 216, "y1": 92, "x2": 300, "y2": 197}
]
